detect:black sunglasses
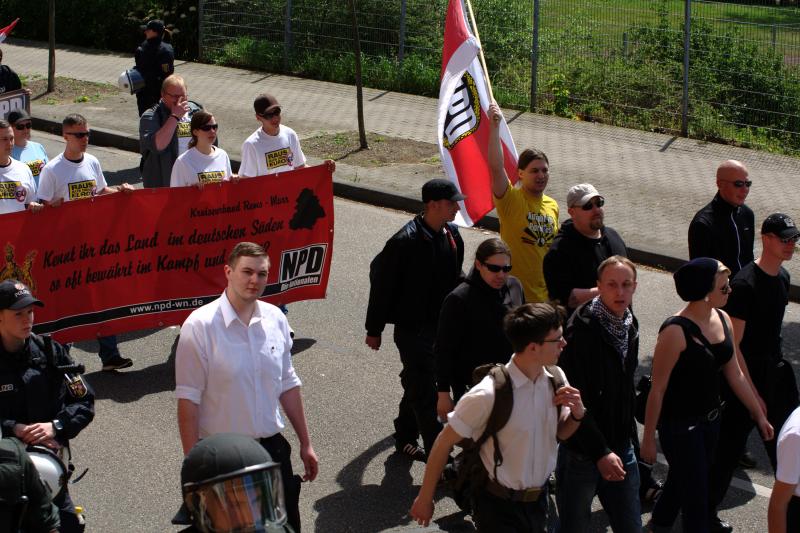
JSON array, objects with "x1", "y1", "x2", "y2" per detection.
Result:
[
  {"x1": 259, "y1": 108, "x2": 281, "y2": 119},
  {"x1": 581, "y1": 197, "x2": 605, "y2": 211},
  {"x1": 482, "y1": 262, "x2": 512, "y2": 273},
  {"x1": 198, "y1": 124, "x2": 218, "y2": 132},
  {"x1": 14, "y1": 122, "x2": 32, "y2": 130},
  {"x1": 728, "y1": 180, "x2": 753, "y2": 188},
  {"x1": 65, "y1": 131, "x2": 90, "y2": 139}
]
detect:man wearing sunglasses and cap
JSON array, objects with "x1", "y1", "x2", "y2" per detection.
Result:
[
  {"x1": 240, "y1": 93, "x2": 304, "y2": 178},
  {"x1": 8, "y1": 110, "x2": 48, "y2": 187},
  {"x1": 0, "y1": 280, "x2": 95, "y2": 532},
  {"x1": 689, "y1": 160, "x2": 755, "y2": 277},
  {"x1": 708, "y1": 213, "x2": 800, "y2": 532},
  {"x1": 365, "y1": 179, "x2": 465, "y2": 462},
  {"x1": 38, "y1": 113, "x2": 135, "y2": 373}
]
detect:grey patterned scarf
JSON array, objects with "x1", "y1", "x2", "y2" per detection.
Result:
[{"x1": 590, "y1": 296, "x2": 633, "y2": 359}]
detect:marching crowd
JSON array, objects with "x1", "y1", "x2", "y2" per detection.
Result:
[{"x1": 0, "y1": 19, "x2": 799, "y2": 533}]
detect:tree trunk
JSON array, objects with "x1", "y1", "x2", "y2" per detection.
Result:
[
  {"x1": 349, "y1": 0, "x2": 368, "y2": 150},
  {"x1": 48, "y1": 0, "x2": 55, "y2": 92}
]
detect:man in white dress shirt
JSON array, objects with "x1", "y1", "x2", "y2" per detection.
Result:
[
  {"x1": 175, "y1": 241, "x2": 318, "y2": 533},
  {"x1": 410, "y1": 303, "x2": 584, "y2": 532}
]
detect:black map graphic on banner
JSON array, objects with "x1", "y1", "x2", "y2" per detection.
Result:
[{"x1": 290, "y1": 188, "x2": 326, "y2": 230}]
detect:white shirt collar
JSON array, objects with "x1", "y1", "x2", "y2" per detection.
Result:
[
  {"x1": 219, "y1": 290, "x2": 262, "y2": 328},
  {"x1": 507, "y1": 358, "x2": 554, "y2": 388}
]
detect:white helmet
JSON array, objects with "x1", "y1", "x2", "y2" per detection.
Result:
[
  {"x1": 117, "y1": 68, "x2": 145, "y2": 94},
  {"x1": 26, "y1": 446, "x2": 68, "y2": 500}
]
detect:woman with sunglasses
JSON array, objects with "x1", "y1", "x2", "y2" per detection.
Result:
[
  {"x1": 8, "y1": 109, "x2": 48, "y2": 186},
  {"x1": 641, "y1": 258, "x2": 772, "y2": 533},
  {"x1": 434, "y1": 237, "x2": 524, "y2": 419},
  {"x1": 169, "y1": 110, "x2": 232, "y2": 188}
]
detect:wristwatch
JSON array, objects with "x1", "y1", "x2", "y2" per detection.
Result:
[{"x1": 52, "y1": 419, "x2": 63, "y2": 435}]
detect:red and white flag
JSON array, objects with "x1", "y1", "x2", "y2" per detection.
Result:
[
  {"x1": 0, "y1": 18, "x2": 19, "y2": 43},
  {"x1": 438, "y1": 0, "x2": 518, "y2": 227}
]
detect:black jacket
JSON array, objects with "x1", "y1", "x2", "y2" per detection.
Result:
[
  {"x1": 559, "y1": 301, "x2": 639, "y2": 461},
  {"x1": 0, "y1": 65, "x2": 21, "y2": 94},
  {"x1": 0, "y1": 335, "x2": 94, "y2": 444},
  {"x1": 365, "y1": 215, "x2": 464, "y2": 337},
  {"x1": 0, "y1": 437, "x2": 59, "y2": 532},
  {"x1": 542, "y1": 219, "x2": 627, "y2": 314},
  {"x1": 135, "y1": 37, "x2": 175, "y2": 114},
  {"x1": 688, "y1": 193, "x2": 754, "y2": 276},
  {"x1": 434, "y1": 269, "x2": 524, "y2": 393}
]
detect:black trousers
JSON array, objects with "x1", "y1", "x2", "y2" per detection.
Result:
[
  {"x1": 788, "y1": 495, "x2": 800, "y2": 531},
  {"x1": 472, "y1": 486, "x2": 549, "y2": 532},
  {"x1": 392, "y1": 325, "x2": 442, "y2": 454},
  {"x1": 260, "y1": 434, "x2": 302, "y2": 533},
  {"x1": 55, "y1": 490, "x2": 84, "y2": 533},
  {"x1": 709, "y1": 358, "x2": 799, "y2": 513}
]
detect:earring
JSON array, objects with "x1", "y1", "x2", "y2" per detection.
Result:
[{"x1": 704, "y1": 296, "x2": 710, "y2": 302}]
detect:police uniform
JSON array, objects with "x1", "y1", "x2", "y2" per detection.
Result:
[
  {"x1": 134, "y1": 21, "x2": 175, "y2": 116},
  {"x1": 0, "y1": 436, "x2": 60, "y2": 532},
  {"x1": 0, "y1": 282, "x2": 94, "y2": 532}
]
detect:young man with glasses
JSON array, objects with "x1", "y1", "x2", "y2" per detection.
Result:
[
  {"x1": 689, "y1": 159, "x2": 755, "y2": 277},
  {"x1": 8, "y1": 109, "x2": 48, "y2": 186},
  {"x1": 708, "y1": 213, "x2": 800, "y2": 533},
  {"x1": 239, "y1": 93, "x2": 307, "y2": 178},
  {"x1": 38, "y1": 113, "x2": 135, "y2": 372},
  {"x1": 140, "y1": 74, "x2": 205, "y2": 188},
  {"x1": 0, "y1": 118, "x2": 40, "y2": 214}
]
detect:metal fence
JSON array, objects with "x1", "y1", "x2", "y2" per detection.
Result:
[{"x1": 199, "y1": 0, "x2": 800, "y2": 154}]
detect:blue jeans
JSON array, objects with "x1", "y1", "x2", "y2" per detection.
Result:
[
  {"x1": 651, "y1": 416, "x2": 720, "y2": 533},
  {"x1": 555, "y1": 443, "x2": 642, "y2": 533},
  {"x1": 98, "y1": 335, "x2": 120, "y2": 363}
]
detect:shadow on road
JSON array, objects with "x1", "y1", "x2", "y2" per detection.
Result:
[{"x1": 313, "y1": 436, "x2": 475, "y2": 532}]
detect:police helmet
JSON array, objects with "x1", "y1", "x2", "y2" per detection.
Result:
[
  {"x1": 26, "y1": 446, "x2": 68, "y2": 501},
  {"x1": 181, "y1": 433, "x2": 288, "y2": 533},
  {"x1": 117, "y1": 68, "x2": 145, "y2": 94}
]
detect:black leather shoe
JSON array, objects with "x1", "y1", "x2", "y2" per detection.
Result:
[
  {"x1": 738, "y1": 450, "x2": 757, "y2": 469},
  {"x1": 709, "y1": 516, "x2": 733, "y2": 533}
]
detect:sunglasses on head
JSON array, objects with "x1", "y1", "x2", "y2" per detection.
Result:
[
  {"x1": 65, "y1": 131, "x2": 90, "y2": 139},
  {"x1": 14, "y1": 122, "x2": 32, "y2": 130},
  {"x1": 727, "y1": 180, "x2": 752, "y2": 188},
  {"x1": 198, "y1": 124, "x2": 218, "y2": 132},
  {"x1": 482, "y1": 262, "x2": 512, "y2": 273},
  {"x1": 259, "y1": 108, "x2": 281, "y2": 119},
  {"x1": 580, "y1": 197, "x2": 605, "y2": 211}
]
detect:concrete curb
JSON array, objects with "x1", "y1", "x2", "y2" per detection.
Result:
[{"x1": 39, "y1": 121, "x2": 800, "y2": 301}]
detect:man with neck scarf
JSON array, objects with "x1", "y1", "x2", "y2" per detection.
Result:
[
  {"x1": 135, "y1": 19, "x2": 175, "y2": 116},
  {"x1": 555, "y1": 255, "x2": 642, "y2": 533}
]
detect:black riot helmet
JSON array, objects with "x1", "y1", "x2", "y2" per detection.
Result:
[{"x1": 181, "y1": 433, "x2": 289, "y2": 533}]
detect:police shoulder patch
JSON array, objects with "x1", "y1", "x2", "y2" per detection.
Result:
[{"x1": 65, "y1": 374, "x2": 88, "y2": 398}]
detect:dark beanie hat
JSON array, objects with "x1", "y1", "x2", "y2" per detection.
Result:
[
  {"x1": 673, "y1": 257, "x2": 719, "y2": 302},
  {"x1": 181, "y1": 433, "x2": 272, "y2": 486}
]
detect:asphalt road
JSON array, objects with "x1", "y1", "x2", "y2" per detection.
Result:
[{"x1": 25, "y1": 133, "x2": 799, "y2": 531}]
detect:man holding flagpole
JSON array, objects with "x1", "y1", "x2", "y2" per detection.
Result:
[{"x1": 488, "y1": 103, "x2": 558, "y2": 302}]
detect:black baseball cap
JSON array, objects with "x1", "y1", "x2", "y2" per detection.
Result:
[
  {"x1": 761, "y1": 213, "x2": 800, "y2": 240},
  {"x1": 0, "y1": 280, "x2": 43, "y2": 310},
  {"x1": 253, "y1": 93, "x2": 280, "y2": 116},
  {"x1": 7, "y1": 109, "x2": 30, "y2": 125},
  {"x1": 421, "y1": 179, "x2": 465, "y2": 203}
]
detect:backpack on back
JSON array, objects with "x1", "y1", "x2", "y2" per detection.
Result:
[{"x1": 445, "y1": 363, "x2": 565, "y2": 513}]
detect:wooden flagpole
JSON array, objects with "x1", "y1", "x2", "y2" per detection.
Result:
[{"x1": 463, "y1": 0, "x2": 495, "y2": 103}]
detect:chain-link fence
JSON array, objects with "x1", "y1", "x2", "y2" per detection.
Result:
[{"x1": 199, "y1": 0, "x2": 800, "y2": 154}]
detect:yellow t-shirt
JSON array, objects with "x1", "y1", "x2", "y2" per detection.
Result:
[{"x1": 494, "y1": 184, "x2": 559, "y2": 302}]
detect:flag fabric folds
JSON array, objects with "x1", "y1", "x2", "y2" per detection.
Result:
[
  {"x1": 438, "y1": 0, "x2": 518, "y2": 227},
  {"x1": 0, "y1": 19, "x2": 19, "y2": 43}
]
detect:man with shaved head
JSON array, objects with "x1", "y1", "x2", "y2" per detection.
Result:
[{"x1": 688, "y1": 160, "x2": 755, "y2": 276}]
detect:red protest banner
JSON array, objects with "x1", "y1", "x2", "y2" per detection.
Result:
[{"x1": 1, "y1": 164, "x2": 334, "y2": 343}]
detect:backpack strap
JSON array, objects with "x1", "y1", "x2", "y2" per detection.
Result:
[
  {"x1": 545, "y1": 364, "x2": 566, "y2": 418},
  {"x1": 473, "y1": 364, "x2": 514, "y2": 481}
]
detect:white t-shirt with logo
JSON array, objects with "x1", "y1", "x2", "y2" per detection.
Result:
[
  {"x1": 239, "y1": 125, "x2": 306, "y2": 177},
  {"x1": 0, "y1": 158, "x2": 36, "y2": 214},
  {"x1": 38, "y1": 153, "x2": 108, "y2": 203},
  {"x1": 170, "y1": 146, "x2": 233, "y2": 188},
  {"x1": 176, "y1": 115, "x2": 192, "y2": 157}
]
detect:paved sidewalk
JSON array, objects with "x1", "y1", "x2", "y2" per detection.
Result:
[{"x1": 6, "y1": 38, "x2": 800, "y2": 289}]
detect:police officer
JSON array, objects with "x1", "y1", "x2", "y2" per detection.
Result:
[
  {"x1": 0, "y1": 436, "x2": 59, "y2": 532},
  {"x1": 135, "y1": 19, "x2": 175, "y2": 116},
  {"x1": 176, "y1": 433, "x2": 293, "y2": 532},
  {"x1": 0, "y1": 280, "x2": 94, "y2": 532}
]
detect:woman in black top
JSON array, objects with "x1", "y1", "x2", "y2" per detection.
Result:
[
  {"x1": 642, "y1": 257, "x2": 773, "y2": 532},
  {"x1": 434, "y1": 238, "x2": 524, "y2": 420}
]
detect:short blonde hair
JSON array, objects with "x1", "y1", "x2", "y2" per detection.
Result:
[{"x1": 161, "y1": 74, "x2": 187, "y2": 95}]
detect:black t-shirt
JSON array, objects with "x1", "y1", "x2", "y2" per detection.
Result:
[{"x1": 724, "y1": 262, "x2": 789, "y2": 371}]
